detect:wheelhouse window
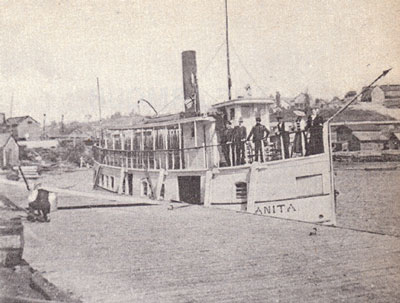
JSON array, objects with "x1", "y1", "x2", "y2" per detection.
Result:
[{"x1": 230, "y1": 108, "x2": 235, "y2": 120}]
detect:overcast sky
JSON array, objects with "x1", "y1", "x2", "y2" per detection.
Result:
[{"x1": 1, "y1": 0, "x2": 399, "y2": 122}]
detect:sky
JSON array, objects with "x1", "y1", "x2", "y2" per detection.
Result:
[{"x1": 1, "y1": 0, "x2": 399, "y2": 122}]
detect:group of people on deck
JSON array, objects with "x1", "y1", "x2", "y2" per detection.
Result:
[
  {"x1": 221, "y1": 117, "x2": 250, "y2": 166},
  {"x1": 220, "y1": 107, "x2": 325, "y2": 166},
  {"x1": 221, "y1": 116, "x2": 270, "y2": 166}
]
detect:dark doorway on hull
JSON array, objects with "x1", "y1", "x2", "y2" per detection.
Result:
[
  {"x1": 128, "y1": 174, "x2": 133, "y2": 195},
  {"x1": 178, "y1": 176, "x2": 201, "y2": 204}
]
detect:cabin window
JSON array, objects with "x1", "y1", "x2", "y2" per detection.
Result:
[
  {"x1": 141, "y1": 179, "x2": 149, "y2": 197},
  {"x1": 160, "y1": 184, "x2": 165, "y2": 199},
  {"x1": 191, "y1": 125, "x2": 195, "y2": 138},
  {"x1": 235, "y1": 182, "x2": 247, "y2": 200},
  {"x1": 27, "y1": 121, "x2": 33, "y2": 124},
  {"x1": 110, "y1": 176, "x2": 115, "y2": 189},
  {"x1": 230, "y1": 108, "x2": 235, "y2": 120}
]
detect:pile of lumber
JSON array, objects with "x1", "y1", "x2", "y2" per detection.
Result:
[{"x1": 14, "y1": 166, "x2": 40, "y2": 179}]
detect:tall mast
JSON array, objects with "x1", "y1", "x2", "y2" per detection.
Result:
[
  {"x1": 225, "y1": 0, "x2": 232, "y2": 100},
  {"x1": 96, "y1": 77, "x2": 102, "y2": 122},
  {"x1": 96, "y1": 77, "x2": 103, "y2": 139}
]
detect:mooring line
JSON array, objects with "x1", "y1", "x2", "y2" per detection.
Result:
[
  {"x1": 238, "y1": 210, "x2": 400, "y2": 239},
  {"x1": 331, "y1": 224, "x2": 400, "y2": 239},
  {"x1": 57, "y1": 203, "x2": 156, "y2": 210}
]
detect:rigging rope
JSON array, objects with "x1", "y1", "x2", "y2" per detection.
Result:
[{"x1": 230, "y1": 43, "x2": 270, "y2": 97}]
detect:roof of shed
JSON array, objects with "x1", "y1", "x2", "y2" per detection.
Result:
[
  {"x1": 352, "y1": 131, "x2": 389, "y2": 142},
  {"x1": 0, "y1": 133, "x2": 11, "y2": 147}
]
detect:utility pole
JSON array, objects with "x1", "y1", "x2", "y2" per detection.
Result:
[
  {"x1": 97, "y1": 77, "x2": 103, "y2": 140},
  {"x1": 9, "y1": 92, "x2": 13, "y2": 117},
  {"x1": 97, "y1": 77, "x2": 102, "y2": 122},
  {"x1": 42, "y1": 114, "x2": 46, "y2": 139},
  {"x1": 61, "y1": 114, "x2": 64, "y2": 134}
]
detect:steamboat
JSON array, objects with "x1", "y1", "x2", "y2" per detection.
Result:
[{"x1": 91, "y1": 1, "x2": 346, "y2": 225}]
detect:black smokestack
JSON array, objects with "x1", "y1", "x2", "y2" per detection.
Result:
[{"x1": 182, "y1": 50, "x2": 200, "y2": 113}]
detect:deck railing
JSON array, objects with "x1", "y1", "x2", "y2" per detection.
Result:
[{"x1": 93, "y1": 129, "x2": 324, "y2": 170}]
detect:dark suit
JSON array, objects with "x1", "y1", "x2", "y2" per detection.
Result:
[
  {"x1": 306, "y1": 115, "x2": 324, "y2": 155},
  {"x1": 221, "y1": 127, "x2": 234, "y2": 166},
  {"x1": 247, "y1": 123, "x2": 269, "y2": 162},
  {"x1": 277, "y1": 121, "x2": 290, "y2": 159},
  {"x1": 233, "y1": 125, "x2": 247, "y2": 165}
]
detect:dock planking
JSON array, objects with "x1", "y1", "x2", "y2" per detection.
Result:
[
  {"x1": 1, "y1": 167, "x2": 400, "y2": 302},
  {"x1": 21, "y1": 202, "x2": 400, "y2": 302}
]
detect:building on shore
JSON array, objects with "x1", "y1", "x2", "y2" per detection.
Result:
[
  {"x1": 333, "y1": 124, "x2": 390, "y2": 152},
  {"x1": 350, "y1": 131, "x2": 389, "y2": 151},
  {"x1": 361, "y1": 85, "x2": 400, "y2": 108},
  {"x1": 6, "y1": 116, "x2": 41, "y2": 141},
  {"x1": 0, "y1": 133, "x2": 19, "y2": 168}
]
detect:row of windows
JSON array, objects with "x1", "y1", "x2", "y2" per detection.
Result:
[
  {"x1": 99, "y1": 174, "x2": 247, "y2": 200},
  {"x1": 101, "y1": 174, "x2": 115, "y2": 190}
]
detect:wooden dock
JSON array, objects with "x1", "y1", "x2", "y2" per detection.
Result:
[
  {"x1": 20, "y1": 203, "x2": 400, "y2": 302},
  {"x1": 1, "y1": 167, "x2": 399, "y2": 302}
]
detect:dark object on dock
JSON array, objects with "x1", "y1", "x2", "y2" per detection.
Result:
[
  {"x1": 6, "y1": 170, "x2": 19, "y2": 181},
  {"x1": 0, "y1": 217, "x2": 24, "y2": 267},
  {"x1": 309, "y1": 227, "x2": 317, "y2": 236}
]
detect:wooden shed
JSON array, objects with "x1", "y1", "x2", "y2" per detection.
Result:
[
  {"x1": 351, "y1": 131, "x2": 389, "y2": 151},
  {"x1": 0, "y1": 133, "x2": 20, "y2": 168}
]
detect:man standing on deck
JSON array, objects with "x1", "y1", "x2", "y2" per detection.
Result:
[
  {"x1": 221, "y1": 121, "x2": 234, "y2": 166},
  {"x1": 247, "y1": 117, "x2": 269, "y2": 162},
  {"x1": 233, "y1": 117, "x2": 247, "y2": 165}
]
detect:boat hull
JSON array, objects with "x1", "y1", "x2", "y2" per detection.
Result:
[{"x1": 93, "y1": 152, "x2": 336, "y2": 225}]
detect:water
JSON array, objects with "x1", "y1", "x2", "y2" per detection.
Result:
[{"x1": 335, "y1": 164, "x2": 400, "y2": 237}]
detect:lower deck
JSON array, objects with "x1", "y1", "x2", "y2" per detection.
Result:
[{"x1": 94, "y1": 151, "x2": 336, "y2": 224}]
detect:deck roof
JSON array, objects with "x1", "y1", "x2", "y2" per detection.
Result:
[
  {"x1": 108, "y1": 115, "x2": 215, "y2": 131},
  {"x1": 212, "y1": 97, "x2": 274, "y2": 109}
]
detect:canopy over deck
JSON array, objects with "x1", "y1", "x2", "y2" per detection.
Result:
[
  {"x1": 108, "y1": 115, "x2": 215, "y2": 131},
  {"x1": 212, "y1": 97, "x2": 274, "y2": 109}
]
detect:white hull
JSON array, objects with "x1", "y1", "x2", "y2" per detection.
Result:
[{"x1": 94, "y1": 151, "x2": 336, "y2": 225}]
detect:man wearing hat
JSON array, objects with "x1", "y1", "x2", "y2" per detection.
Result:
[
  {"x1": 276, "y1": 115, "x2": 290, "y2": 159},
  {"x1": 247, "y1": 117, "x2": 269, "y2": 162},
  {"x1": 221, "y1": 121, "x2": 234, "y2": 166},
  {"x1": 233, "y1": 117, "x2": 247, "y2": 165}
]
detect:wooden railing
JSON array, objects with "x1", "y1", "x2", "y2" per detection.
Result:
[
  {"x1": 93, "y1": 130, "x2": 324, "y2": 170},
  {"x1": 93, "y1": 144, "x2": 213, "y2": 170}
]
